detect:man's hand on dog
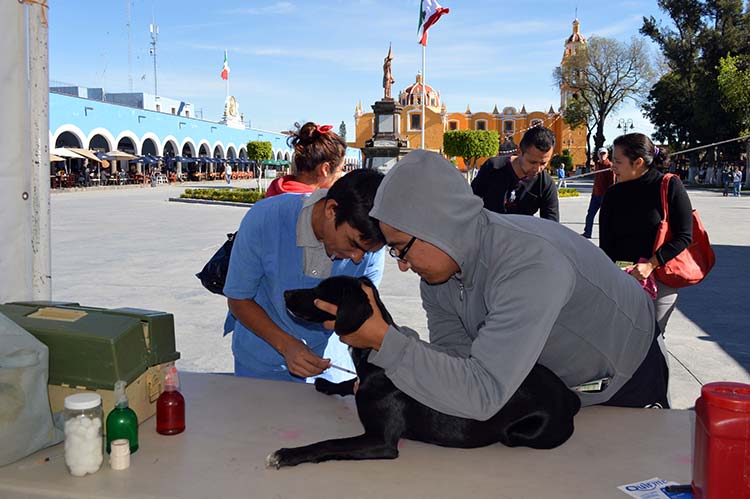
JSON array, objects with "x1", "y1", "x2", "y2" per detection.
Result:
[
  {"x1": 281, "y1": 337, "x2": 331, "y2": 378},
  {"x1": 314, "y1": 285, "x2": 389, "y2": 350}
]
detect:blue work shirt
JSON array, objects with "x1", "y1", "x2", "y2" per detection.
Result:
[{"x1": 223, "y1": 193, "x2": 384, "y2": 379}]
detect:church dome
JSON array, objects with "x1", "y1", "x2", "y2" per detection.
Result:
[
  {"x1": 566, "y1": 19, "x2": 586, "y2": 45},
  {"x1": 399, "y1": 73, "x2": 442, "y2": 109}
]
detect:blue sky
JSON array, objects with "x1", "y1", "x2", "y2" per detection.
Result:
[{"x1": 49, "y1": 0, "x2": 665, "y2": 145}]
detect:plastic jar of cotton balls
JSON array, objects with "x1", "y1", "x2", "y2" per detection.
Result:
[{"x1": 63, "y1": 393, "x2": 103, "y2": 477}]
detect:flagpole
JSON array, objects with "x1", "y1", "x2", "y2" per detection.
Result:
[{"x1": 421, "y1": 43, "x2": 426, "y2": 150}]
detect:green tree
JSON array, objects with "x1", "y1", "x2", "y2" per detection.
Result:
[
  {"x1": 641, "y1": 0, "x2": 749, "y2": 158},
  {"x1": 554, "y1": 36, "x2": 656, "y2": 152},
  {"x1": 443, "y1": 130, "x2": 499, "y2": 182},
  {"x1": 550, "y1": 150, "x2": 574, "y2": 172},
  {"x1": 339, "y1": 121, "x2": 347, "y2": 142},
  {"x1": 717, "y1": 54, "x2": 750, "y2": 134},
  {"x1": 246, "y1": 141, "x2": 273, "y2": 189}
]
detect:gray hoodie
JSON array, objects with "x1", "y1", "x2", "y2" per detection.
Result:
[{"x1": 369, "y1": 150, "x2": 655, "y2": 420}]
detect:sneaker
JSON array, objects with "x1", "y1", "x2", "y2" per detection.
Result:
[{"x1": 581, "y1": 233, "x2": 591, "y2": 239}]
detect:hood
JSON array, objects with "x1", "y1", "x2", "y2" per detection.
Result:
[
  {"x1": 370, "y1": 150, "x2": 484, "y2": 279},
  {"x1": 267, "y1": 175, "x2": 316, "y2": 197}
]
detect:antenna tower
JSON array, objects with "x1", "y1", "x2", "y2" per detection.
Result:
[{"x1": 149, "y1": 18, "x2": 159, "y2": 97}]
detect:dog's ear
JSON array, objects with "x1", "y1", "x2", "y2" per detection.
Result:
[
  {"x1": 358, "y1": 276, "x2": 394, "y2": 326},
  {"x1": 334, "y1": 284, "x2": 373, "y2": 335}
]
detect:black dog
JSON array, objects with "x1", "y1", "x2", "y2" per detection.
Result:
[{"x1": 268, "y1": 276, "x2": 581, "y2": 468}]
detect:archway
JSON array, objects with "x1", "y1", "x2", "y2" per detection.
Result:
[
  {"x1": 142, "y1": 138, "x2": 158, "y2": 156},
  {"x1": 117, "y1": 137, "x2": 138, "y2": 174},
  {"x1": 88, "y1": 134, "x2": 110, "y2": 152},
  {"x1": 55, "y1": 131, "x2": 82, "y2": 148},
  {"x1": 198, "y1": 144, "x2": 210, "y2": 178},
  {"x1": 54, "y1": 132, "x2": 83, "y2": 179},
  {"x1": 163, "y1": 140, "x2": 178, "y2": 177},
  {"x1": 180, "y1": 142, "x2": 197, "y2": 179}
]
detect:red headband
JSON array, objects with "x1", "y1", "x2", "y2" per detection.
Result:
[{"x1": 315, "y1": 124, "x2": 333, "y2": 135}]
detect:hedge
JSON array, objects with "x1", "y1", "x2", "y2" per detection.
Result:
[
  {"x1": 557, "y1": 188, "x2": 580, "y2": 198},
  {"x1": 180, "y1": 188, "x2": 265, "y2": 204}
]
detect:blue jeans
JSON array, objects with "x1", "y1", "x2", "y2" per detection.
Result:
[
  {"x1": 734, "y1": 181, "x2": 741, "y2": 197},
  {"x1": 583, "y1": 195, "x2": 603, "y2": 237}
]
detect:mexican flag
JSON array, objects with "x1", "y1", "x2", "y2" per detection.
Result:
[
  {"x1": 418, "y1": 0, "x2": 449, "y2": 46},
  {"x1": 221, "y1": 51, "x2": 230, "y2": 80}
]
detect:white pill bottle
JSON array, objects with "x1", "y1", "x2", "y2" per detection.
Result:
[{"x1": 63, "y1": 393, "x2": 103, "y2": 477}]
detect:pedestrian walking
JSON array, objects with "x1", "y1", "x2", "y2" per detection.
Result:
[
  {"x1": 581, "y1": 148, "x2": 615, "y2": 239},
  {"x1": 225, "y1": 163, "x2": 232, "y2": 184},
  {"x1": 733, "y1": 167, "x2": 743, "y2": 197},
  {"x1": 723, "y1": 167, "x2": 733, "y2": 197}
]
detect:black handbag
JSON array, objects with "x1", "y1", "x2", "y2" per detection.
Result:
[{"x1": 196, "y1": 232, "x2": 237, "y2": 295}]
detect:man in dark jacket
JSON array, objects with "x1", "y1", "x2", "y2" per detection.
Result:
[{"x1": 471, "y1": 126, "x2": 559, "y2": 221}]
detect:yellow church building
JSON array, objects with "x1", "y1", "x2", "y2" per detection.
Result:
[{"x1": 352, "y1": 19, "x2": 589, "y2": 170}]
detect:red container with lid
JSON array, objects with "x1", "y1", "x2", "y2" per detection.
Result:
[{"x1": 692, "y1": 382, "x2": 750, "y2": 499}]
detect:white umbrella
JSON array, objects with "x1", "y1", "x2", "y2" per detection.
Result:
[
  {"x1": 105, "y1": 150, "x2": 138, "y2": 160},
  {"x1": 51, "y1": 147, "x2": 85, "y2": 159}
]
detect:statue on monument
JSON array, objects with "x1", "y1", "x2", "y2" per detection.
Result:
[{"x1": 383, "y1": 44, "x2": 395, "y2": 100}]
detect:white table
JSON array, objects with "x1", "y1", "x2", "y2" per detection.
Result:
[{"x1": 0, "y1": 372, "x2": 694, "y2": 499}]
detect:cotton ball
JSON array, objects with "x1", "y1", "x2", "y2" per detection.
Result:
[{"x1": 64, "y1": 416, "x2": 102, "y2": 477}]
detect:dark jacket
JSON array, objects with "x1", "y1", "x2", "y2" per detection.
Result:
[
  {"x1": 471, "y1": 155, "x2": 559, "y2": 222},
  {"x1": 599, "y1": 168, "x2": 693, "y2": 266}
]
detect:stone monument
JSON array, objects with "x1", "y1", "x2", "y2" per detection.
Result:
[
  {"x1": 219, "y1": 95, "x2": 245, "y2": 129},
  {"x1": 361, "y1": 45, "x2": 410, "y2": 172}
]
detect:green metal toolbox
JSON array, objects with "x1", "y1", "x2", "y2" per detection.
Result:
[{"x1": 1, "y1": 302, "x2": 181, "y2": 422}]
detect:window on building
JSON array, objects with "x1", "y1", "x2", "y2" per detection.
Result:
[
  {"x1": 449, "y1": 121, "x2": 458, "y2": 130},
  {"x1": 476, "y1": 121, "x2": 487, "y2": 130},
  {"x1": 504, "y1": 120, "x2": 515, "y2": 133},
  {"x1": 185, "y1": 110, "x2": 190, "y2": 118},
  {"x1": 171, "y1": 107, "x2": 176, "y2": 115},
  {"x1": 155, "y1": 104, "x2": 161, "y2": 112},
  {"x1": 410, "y1": 114, "x2": 422, "y2": 130}
]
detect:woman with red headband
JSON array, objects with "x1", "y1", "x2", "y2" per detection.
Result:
[{"x1": 265, "y1": 122, "x2": 346, "y2": 197}]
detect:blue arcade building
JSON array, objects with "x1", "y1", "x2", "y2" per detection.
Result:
[{"x1": 49, "y1": 86, "x2": 360, "y2": 180}]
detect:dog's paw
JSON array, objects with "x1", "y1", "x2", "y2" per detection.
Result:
[
  {"x1": 265, "y1": 450, "x2": 282, "y2": 470},
  {"x1": 314, "y1": 378, "x2": 337, "y2": 395}
]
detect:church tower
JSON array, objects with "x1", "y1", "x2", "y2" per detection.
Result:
[{"x1": 560, "y1": 18, "x2": 587, "y2": 111}]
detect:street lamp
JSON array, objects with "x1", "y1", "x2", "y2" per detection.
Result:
[{"x1": 617, "y1": 118, "x2": 634, "y2": 135}]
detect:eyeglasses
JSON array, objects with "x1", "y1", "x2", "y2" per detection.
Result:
[{"x1": 388, "y1": 236, "x2": 417, "y2": 261}]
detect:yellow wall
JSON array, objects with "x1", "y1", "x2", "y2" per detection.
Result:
[{"x1": 354, "y1": 106, "x2": 587, "y2": 171}]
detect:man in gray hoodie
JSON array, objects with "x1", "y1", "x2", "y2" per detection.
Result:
[{"x1": 320, "y1": 150, "x2": 669, "y2": 420}]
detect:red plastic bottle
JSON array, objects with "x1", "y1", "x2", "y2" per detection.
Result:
[
  {"x1": 692, "y1": 382, "x2": 750, "y2": 499},
  {"x1": 156, "y1": 367, "x2": 185, "y2": 435}
]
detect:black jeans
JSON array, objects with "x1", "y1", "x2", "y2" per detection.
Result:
[{"x1": 602, "y1": 322, "x2": 670, "y2": 409}]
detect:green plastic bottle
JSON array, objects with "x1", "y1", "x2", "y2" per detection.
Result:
[{"x1": 106, "y1": 380, "x2": 139, "y2": 454}]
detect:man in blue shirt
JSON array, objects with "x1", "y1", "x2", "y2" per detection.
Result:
[{"x1": 223, "y1": 169, "x2": 386, "y2": 382}]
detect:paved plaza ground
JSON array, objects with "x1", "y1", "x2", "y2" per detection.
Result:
[{"x1": 49, "y1": 178, "x2": 749, "y2": 409}]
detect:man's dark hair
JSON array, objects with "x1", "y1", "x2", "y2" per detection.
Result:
[
  {"x1": 519, "y1": 126, "x2": 556, "y2": 153},
  {"x1": 325, "y1": 169, "x2": 385, "y2": 245}
]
